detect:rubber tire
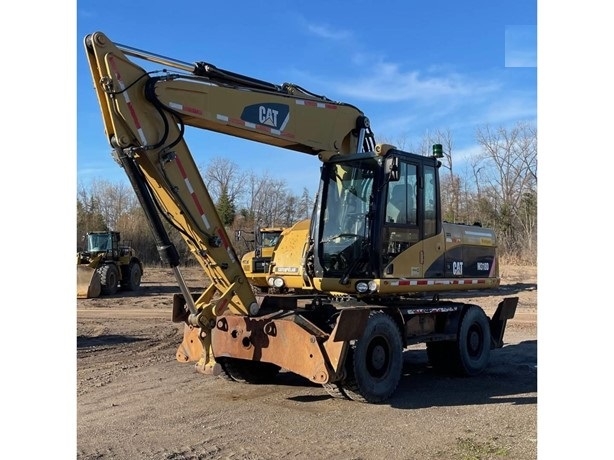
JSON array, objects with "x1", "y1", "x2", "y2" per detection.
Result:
[
  {"x1": 99, "y1": 264, "x2": 119, "y2": 295},
  {"x1": 123, "y1": 262, "x2": 142, "y2": 291},
  {"x1": 340, "y1": 311, "x2": 404, "y2": 404},
  {"x1": 217, "y1": 357, "x2": 280, "y2": 384},
  {"x1": 452, "y1": 305, "x2": 492, "y2": 376},
  {"x1": 322, "y1": 383, "x2": 350, "y2": 400}
]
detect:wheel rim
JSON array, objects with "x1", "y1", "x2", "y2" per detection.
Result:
[
  {"x1": 466, "y1": 324, "x2": 484, "y2": 358},
  {"x1": 132, "y1": 268, "x2": 141, "y2": 285},
  {"x1": 366, "y1": 337, "x2": 390, "y2": 379}
]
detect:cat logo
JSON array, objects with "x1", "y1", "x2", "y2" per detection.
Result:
[
  {"x1": 259, "y1": 106, "x2": 278, "y2": 127},
  {"x1": 452, "y1": 261, "x2": 463, "y2": 276},
  {"x1": 241, "y1": 103, "x2": 290, "y2": 131}
]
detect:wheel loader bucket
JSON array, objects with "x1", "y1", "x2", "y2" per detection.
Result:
[{"x1": 77, "y1": 266, "x2": 101, "y2": 299}]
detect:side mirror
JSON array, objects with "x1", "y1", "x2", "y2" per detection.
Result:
[{"x1": 386, "y1": 157, "x2": 400, "y2": 182}]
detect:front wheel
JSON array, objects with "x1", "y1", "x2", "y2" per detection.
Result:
[
  {"x1": 99, "y1": 264, "x2": 119, "y2": 295},
  {"x1": 217, "y1": 357, "x2": 280, "y2": 384},
  {"x1": 340, "y1": 311, "x2": 403, "y2": 404}
]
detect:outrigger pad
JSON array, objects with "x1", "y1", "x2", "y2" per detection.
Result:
[{"x1": 489, "y1": 297, "x2": 518, "y2": 349}]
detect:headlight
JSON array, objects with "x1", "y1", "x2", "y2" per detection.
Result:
[
  {"x1": 273, "y1": 277, "x2": 285, "y2": 288},
  {"x1": 356, "y1": 280, "x2": 377, "y2": 293},
  {"x1": 267, "y1": 277, "x2": 275, "y2": 287},
  {"x1": 355, "y1": 281, "x2": 369, "y2": 293}
]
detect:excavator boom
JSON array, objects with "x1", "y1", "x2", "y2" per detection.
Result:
[{"x1": 86, "y1": 33, "x2": 374, "y2": 160}]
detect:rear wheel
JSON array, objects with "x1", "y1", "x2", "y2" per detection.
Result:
[
  {"x1": 122, "y1": 262, "x2": 142, "y2": 291},
  {"x1": 453, "y1": 305, "x2": 491, "y2": 376},
  {"x1": 340, "y1": 311, "x2": 403, "y2": 404},
  {"x1": 99, "y1": 264, "x2": 119, "y2": 295},
  {"x1": 217, "y1": 357, "x2": 280, "y2": 384},
  {"x1": 427, "y1": 307, "x2": 492, "y2": 376}
]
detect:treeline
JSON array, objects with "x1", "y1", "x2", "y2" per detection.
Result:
[
  {"x1": 77, "y1": 121, "x2": 536, "y2": 265},
  {"x1": 77, "y1": 158, "x2": 314, "y2": 265},
  {"x1": 426, "y1": 121, "x2": 537, "y2": 264}
]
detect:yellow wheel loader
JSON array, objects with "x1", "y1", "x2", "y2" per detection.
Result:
[{"x1": 77, "y1": 231, "x2": 144, "y2": 299}]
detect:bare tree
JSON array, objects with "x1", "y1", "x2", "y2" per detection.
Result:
[
  {"x1": 431, "y1": 129, "x2": 460, "y2": 222},
  {"x1": 85, "y1": 179, "x2": 138, "y2": 231},
  {"x1": 77, "y1": 179, "x2": 137, "y2": 238},
  {"x1": 474, "y1": 122, "x2": 537, "y2": 261},
  {"x1": 298, "y1": 187, "x2": 314, "y2": 221},
  {"x1": 202, "y1": 156, "x2": 248, "y2": 204}
]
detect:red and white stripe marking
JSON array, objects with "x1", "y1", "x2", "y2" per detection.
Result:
[
  {"x1": 215, "y1": 114, "x2": 295, "y2": 138},
  {"x1": 175, "y1": 156, "x2": 237, "y2": 263},
  {"x1": 105, "y1": 65, "x2": 237, "y2": 264},
  {"x1": 295, "y1": 99, "x2": 338, "y2": 110},
  {"x1": 390, "y1": 278, "x2": 488, "y2": 287},
  {"x1": 170, "y1": 98, "x2": 338, "y2": 139},
  {"x1": 168, "y1": 101, "x2": 203, "y2": 116},
  {"x1": 216, "y1": 228, "x2": 237, "y2": 263},
  {"x1": 174, "y1": 156, "x2": 211, "y2": 230},
  {"x1": 109, "y1": 56, "x2": 147, "y2": 145}
]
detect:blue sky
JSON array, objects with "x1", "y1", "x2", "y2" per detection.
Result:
[{"x1": 76, "y1": 0, "x2": 536, "y2": 197}]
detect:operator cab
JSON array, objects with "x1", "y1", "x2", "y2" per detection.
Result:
[
  {"x1": 311, "y1": 147, "x2": 442, "y2": 284},
  {"x1": 85, "y1": 231, "x2": 120, "y2": 258}
]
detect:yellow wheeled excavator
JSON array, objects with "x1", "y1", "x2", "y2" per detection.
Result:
[{"x1": 83, "y1": 31, "x2": 517, "y2": 403}]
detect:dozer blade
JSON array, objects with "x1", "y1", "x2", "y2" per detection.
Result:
[{"x1": 77, "y1": 266, "x2": 101, "y2": 299}]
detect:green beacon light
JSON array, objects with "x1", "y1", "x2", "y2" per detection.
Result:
[{"x1": 432, "y1": 144, "x2": 444, "y2": 158}]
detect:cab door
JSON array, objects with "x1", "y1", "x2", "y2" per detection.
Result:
[
  {"x1": 420, "y1": 164, "x2": 445, "y2": 276},
  {"x1": 381, "y1": 160, "x2": 422, "y2": 277},
  {"x1": 381, "y1": 159, "x2": 442, "y2": 278}
]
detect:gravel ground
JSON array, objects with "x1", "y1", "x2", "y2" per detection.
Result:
[{"x1": 73, "y1": 265, "x2": 537, "y2": 459}]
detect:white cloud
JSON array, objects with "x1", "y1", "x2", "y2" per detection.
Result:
[
  {"x1": 307, "y1": 24, "x2": 351, "y2": 40},
  {"x1": 453, "y1": 144, "x2": 483, "y2": 164},
  {"x1": 329, "y1": 60, "x2": 501, "y2": 102},
  {"x1": 479, "y1": 93, "x2": 537, "y2": 126}
]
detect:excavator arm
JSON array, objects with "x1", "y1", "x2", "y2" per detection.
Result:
[{"x1": 83, "y1": 31, "x2": 374, "y2": 373}]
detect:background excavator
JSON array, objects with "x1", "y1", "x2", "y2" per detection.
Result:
[
  {"x1": 83, "y1": 31, "x2": 517, "y2": 403},
  {"x1": 265, "y1": 219, "x2": 312, "y2": 293},
  {"x1": 238, "y1": 226, "x2": 285, "y2": 292}
]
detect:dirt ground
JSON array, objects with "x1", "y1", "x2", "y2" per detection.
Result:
[{"x1": 76, "y1": 265, "x2": 537, "y2": 460}]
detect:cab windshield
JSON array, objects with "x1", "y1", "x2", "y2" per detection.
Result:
[
  {"x1": 261, "y1": 232, "x2": 281, "y2": 247},
  {"x1": 319, "y1": 159, "x2": 374, "y2": 277},
  {"x1": 86, "y1": 234, "x2": 112, "y2": 252}
]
